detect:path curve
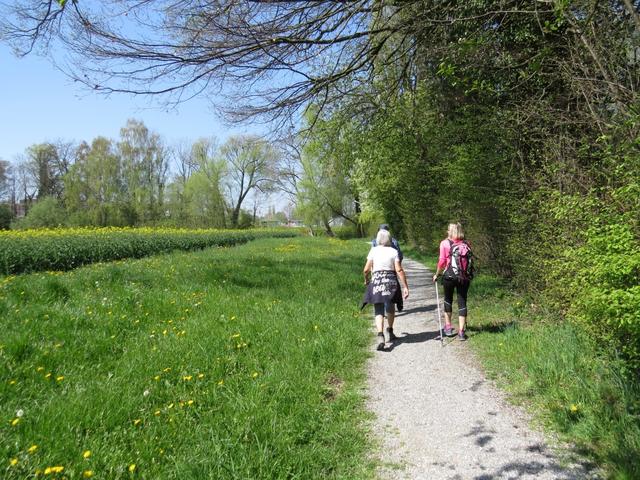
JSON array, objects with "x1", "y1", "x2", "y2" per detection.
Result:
[{"x1": 365, "y1": 258, "x2": 597, "y2": 480}]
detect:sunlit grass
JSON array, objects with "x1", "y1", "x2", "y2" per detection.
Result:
[{"x1": 1, "y1": 237, "x2": 373, "y2": 479}]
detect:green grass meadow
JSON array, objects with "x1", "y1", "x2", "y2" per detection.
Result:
[{"x1": 1, "y1": 237, "x2": 374, "y2": 479}]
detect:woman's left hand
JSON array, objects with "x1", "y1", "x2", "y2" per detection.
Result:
[{"x1": 402, "y1": 287, "x2": 409, "y2": 299}]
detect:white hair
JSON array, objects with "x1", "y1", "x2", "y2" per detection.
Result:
[{"x1": 376, "y1": 229, "x2": 391, "y2": 246}]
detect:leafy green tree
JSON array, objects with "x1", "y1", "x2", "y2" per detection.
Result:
[
  {"x1": 221, "y1": 135, "x2": 277, "y2": 228},
  {"x1": 64, "y1": 137, "x2": 125, "y2": 226},
  {"x1": 181, "y1": 139, "x2": 227, "y2": 228},
  {"x1": 118, "y1": 119, "x2": 169, "y2": 224}
]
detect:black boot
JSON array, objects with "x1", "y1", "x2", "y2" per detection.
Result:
[{"x1": 376, "y1": 333, "x2": 385, "y2": 351}]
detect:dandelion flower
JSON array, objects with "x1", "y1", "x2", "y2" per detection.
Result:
[
  {"x1": 11, "y1": 418, "x2": 20, "y2": 426},
  {"x1": 83, "y1": 470, "x2": 94, "y2": 478},
  {"x1": 36, "y1": 366, "x2": 45, "y2": 372},
  {"x1": 197, "y1": 373, "x2": 204, "y2": 379},
  {"x1": 252, "y1": 372, "x2": 259, "y2": 378},
  {"x1": 28, "y1": 444, "x2": 38, "y2": 453},
  {"x1": 44, "y1": 465, "x2": 64, "y2": 474},
  {"x1": 56, "y1": 376, "x2": 64, "y2": 382},
  {"x1": 153, "y1": 375, "x2": 160, "y2": 381},
  {"x1": 133, "y1": 419, "x2": 142, "y2": 426},
  {"x1": 187, "y1": 400, "x2": 194, "y2": 406},
  {"x1": 83, "y1": 450, "x2": 91, "y2": 459},
  {"x1": 9, "y1": 458, "x2": 18, "y2": 466},
  {"x1": 128, "y1": 463, "x2": 136, "y2": 473},
  {"x1": 217, "y1": 379, "x2": 224, "y2": 386},
  {"x1": 570, "y1": 404, "x2": 579, "y2": 413},
  {"x1": 154, "y1": 410, "x2": 161, "y2": 416},
  {"x1": 9, "y1": 379, "x2": 16, "y2": 385},
  {"x1": 183, "y1": 375, "x2": 192, "y2": 381}
]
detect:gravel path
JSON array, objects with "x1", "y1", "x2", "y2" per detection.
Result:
[{"x1": 365, "y1": 258, "x2": 597, "y2": 480}]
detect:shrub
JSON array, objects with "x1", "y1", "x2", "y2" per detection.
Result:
[
  {"x1": 0, "y1": 204, "x2": 13, "y2": 230},
  {"x1": 12, "y1": 197, "x2": 67, "y2": 229}
]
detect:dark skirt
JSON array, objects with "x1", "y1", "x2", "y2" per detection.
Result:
[{"x1": 360, "y1": 270, "x2": 403, "y2": 312}]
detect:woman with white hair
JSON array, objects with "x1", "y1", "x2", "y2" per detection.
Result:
[{"x1": 362, "y1": 228, "x2": 410, "y2": 350}]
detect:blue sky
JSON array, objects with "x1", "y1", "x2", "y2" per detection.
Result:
[{"x1": 0, "y1": 45, "x2": 255, "y2": 163}]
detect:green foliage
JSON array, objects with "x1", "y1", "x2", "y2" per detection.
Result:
[
  {"x1": 0, "y1": 237, "x2": 374, "y2": 479},
  {"x1": 559, "y1": 224, "x2": 640, "y2": 369},
  {"x1": 0, "y1": 204, "x2": 13, "y2": 230},
  {"x1": 0, "y1": 227, "x2": 299, "y2": 275},
  {"x1": 12, "y1": 197, "x2": 67, "y2": 229}
]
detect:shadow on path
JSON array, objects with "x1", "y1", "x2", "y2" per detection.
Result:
[{"x1": 383, "y1": 329, "x2": 441, "y2": 352}]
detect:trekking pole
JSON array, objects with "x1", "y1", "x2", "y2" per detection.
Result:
[{"x1": 434, "y1": 280, "x2": 444, "y2": 347}]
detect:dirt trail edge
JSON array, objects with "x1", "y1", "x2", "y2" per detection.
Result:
[{"x1": 365, "y1": 258, "x2": 598, "y2": 480}]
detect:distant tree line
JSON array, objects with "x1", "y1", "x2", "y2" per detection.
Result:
[{"x1": 0, "y1": 120, "x2": 282, "y2": 230}]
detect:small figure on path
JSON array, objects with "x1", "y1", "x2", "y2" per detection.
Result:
[
  {"x1": 362, "y1": 229, "x2": 410, "y2": 350},
  {"x1": 432, "y1": 222, "x2": 474, "y2": 341},
  {"x1": 371, "y1": 223, "x2": 403, "y2": 263}
]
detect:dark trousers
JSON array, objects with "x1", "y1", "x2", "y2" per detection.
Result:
[{"x1": 442, "y1": 277, "x2": 470, "y2": 316}]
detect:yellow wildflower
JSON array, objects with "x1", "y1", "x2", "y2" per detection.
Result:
[
  {"x1": 154, "y1": 410, "x2": 161, "y2": 416},
  {"x1": 187, "y1": 400, "x2": 194, "y2": 406},
  {"x1": 153, "y1": 375, "x2": 160, "y2": 381},
  {"x1": 44, "y1": 465, "x2": 65, "y2": 474},
  {"x1": 128, "y1": 463, "x2": 136, "y2": 473},
  {"x1": 11, "y1": 418, "x2": 20, "y2": 426},
  {"x1": 83, "y1": 470, "x2": 94, "y2": 478},
  {"x1": 570, "y1": 404, "x2": 579, "y2": 413},
  {"x1": 56, "y1": 376, "x2": 64, "y2": 382},
  {"x1": 83, "y1": 450, "x2": 91, "y2": 459},
  {"x1": 10, "y1": 458, "x2": 18, "y2": 466},
  {"x1": 28, "y1": 444, "x2": 38, "y2": 453},
  {"x1": 133, "y1": 419, "x2": 142, "y2": 426},
  {"x1": 252, "y1": 372, "x2": 259, "y2": 378},
  {"x1": 183, "y1": 375, "x2": 192, "y2": 381},
  {"x1": 217, "y1": 379, "x2": 224, "y2": 386}
]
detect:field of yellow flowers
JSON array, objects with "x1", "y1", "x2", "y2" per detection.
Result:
[
  {"x1": 1, "y1": 236, "x2": 373, "y2": 479},
  {"x1": 0, "y1": 227, "x2": 299, "y2": 275}
]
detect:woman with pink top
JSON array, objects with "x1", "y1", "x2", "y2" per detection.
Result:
[{"x1": 432, "y1": 223, "x2": 472, "y2": 341}]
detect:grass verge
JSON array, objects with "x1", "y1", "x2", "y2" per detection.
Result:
[
  {"x1": 404, "y1": 246, "x2": 640, "y2": 480},
  {"x1": 1, "y1": 237, "x2": 373, "y2": 479}
]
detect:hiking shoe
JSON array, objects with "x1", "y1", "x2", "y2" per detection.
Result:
[
  {"x1": 458, "y1": 330, "x2": 467, "y2": 341},
  {"x1": 376, "y1": 333, "x2": 386, "y2": 351},
  {"x1": 386, "y1": 328, "x2": 398, "y2": 341},
  {"x1": 443, "y1": 325, "x2": 455, "y2": 337}
]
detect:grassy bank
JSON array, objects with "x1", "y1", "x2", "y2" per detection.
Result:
[
  {"x1": 1, "y1": 237, "x2": 373, "y2": 479},
  {"x1": 404, "y1": 247, "x2": 640, "y2": 480}
]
